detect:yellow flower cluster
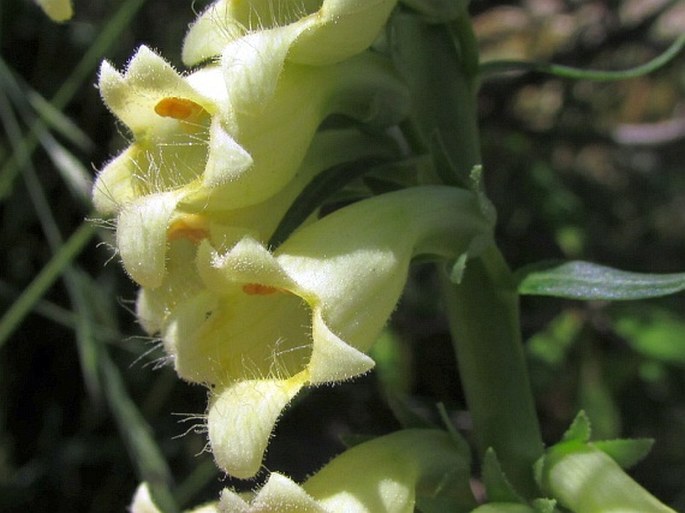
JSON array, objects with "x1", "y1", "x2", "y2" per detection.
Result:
[{"x1": 93, "y1": 0, "x2": 495, "y2": 501}]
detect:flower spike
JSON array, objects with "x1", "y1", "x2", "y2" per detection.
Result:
[{"x1": 145, "y1": 186, "x2": 493, "y2": 477}]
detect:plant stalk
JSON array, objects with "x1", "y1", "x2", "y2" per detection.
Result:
[
  {"x1": 390, "y1": 7, "x2": 544, "y2": 496},
  {"x1": 440, "y1": 248, "x2": 543, "y2": 497}
]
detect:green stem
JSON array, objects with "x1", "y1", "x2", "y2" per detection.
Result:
[
  {"x1": 480, "y1": 33, "x2": 685, "y2": 81},
  {"x1": 391, "y1": 9, "x2": 544, "y2": 496},
  {"x1": 440, "y1": 247, "x2": 543, "y2": 497}
]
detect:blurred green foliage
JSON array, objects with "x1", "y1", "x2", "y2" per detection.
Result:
[{"x1": 1, "y1": 0, "x2": 684, "y2": 511}]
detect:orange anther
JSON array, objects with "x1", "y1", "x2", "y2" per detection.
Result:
[
  {"x1": 154, "y1": 97, "x2": 205, "y2": 120},
  {"x1": 242, "y1": 283, "x2": 278, "y2": 295},
  {"x1": 168, "y1": 214, "x2": 209, "y2": 243}
]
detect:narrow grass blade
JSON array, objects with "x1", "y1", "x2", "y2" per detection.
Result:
[
  {"x1": 0, "y1": 221, "x2": 95, "y2": 348},
  {"x1": 0, "y1": 0, "x2": 147, "y2": 200},
  {"x1": 99, "y1": 350, "x2": 178, "y2": 513}
]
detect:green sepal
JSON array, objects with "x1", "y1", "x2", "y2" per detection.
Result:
[
  {"x1": 429, "y1": 129, "x2": 469, "y2": 188},
  {"x1": 535, "y1": 415, "x2": 675, "y2": 513},
  {"x1": 592, "y1": 438, "x2": 654, "y2": 470},
  {"x1": 470, "y1": 165, "x2": 497, "y2": 224},
  {"x1": 363, "y1": 175, "x2": 405, "y2": 195},
  {"x1": 386, "y1": 394, "x2": 438, "y2": 430},
  {"x1": 561, "y1": 410, "x2": 592, "y2": 443},
  {"x1": 338, "y1": 433, "x2": 377, "y2": 449},
  {"x1": 531, "y1": 498, "x2": 557, "y2": 513},
  {"x1": 482, "y1": 448, "x2": 526, "y2": 504},
  {"x1": 436, "y1": 403, "x2": 472, "y2": 461}
]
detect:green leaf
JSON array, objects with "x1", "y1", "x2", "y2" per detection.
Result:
[
  {"x1": 370, "y1": 329, "x2": 413, "y2": 397},
  {"x1": 592, "y1": 438, "x2": 654, "y2": 470},
  {"x1": 527, "y1": 310, "x2": 583, "y2": 366},
  {"x1": 516, "y1": 260, "x2": 685, "y2": 300},
  {"x1": 578, "y1": 351, "x2": 621, "y2": 440},
  {"x1": 268, "y1": 156, "x2": 387, "y2": 248},
  {"x1": 436, "y1": 403, "x2": 472, "y2": 460},
  {"x1": 429, "y1": 130, "x2": 469, "y2": 188},
  {"x1": 613, "y1": 307, "x2": 685, "y2": 366}
]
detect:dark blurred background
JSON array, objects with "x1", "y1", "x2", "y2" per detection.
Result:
[{"x1": 1, "y1": 0, "x2": 684, "y2": 511}]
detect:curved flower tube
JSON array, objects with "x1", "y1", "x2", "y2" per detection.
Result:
[
  {"x1": 536, "y1": 440, "x2": 676, "y2": 513},
  {"x1": 145, "y1": 186, "x2": 493, "y2": 478},
  {"x1": 225, "y1": 429, "x2": 472, "y2": 512},
  {"x1": 132, "y1": 429, "x2": 473, "y2": 513},
  {"x1": 93, "y1": 43, "x2": 407, "y2": 287},
  {"x1": 182, "y1": 0, "x2": 397, "y2": 68}
]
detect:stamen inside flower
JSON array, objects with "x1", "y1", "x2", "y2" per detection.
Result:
[
  {"x1": 168, "y1": 214, "x2": 209, "y2": 243},
  {"x1": 242, "y1": 283, "x2": 279, "y2": 295},
  {"x1": 154, "y1": 97, "x2": 205, "y2": 120}
]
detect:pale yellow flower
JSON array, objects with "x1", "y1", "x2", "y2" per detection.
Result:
[
  {"x1": 182, "y1": 0, "x2": 398, "y2": 67},
  {"x1": 141, "y1": 186, "x2": 493, "y2": 478},
  {"x1": 93, "y1": 44, "x2": 406, "y2": 288}
]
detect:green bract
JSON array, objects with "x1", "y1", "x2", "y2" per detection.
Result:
[{"x1": 139, "y1": 186, "x2": 494, "y2": 478}]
